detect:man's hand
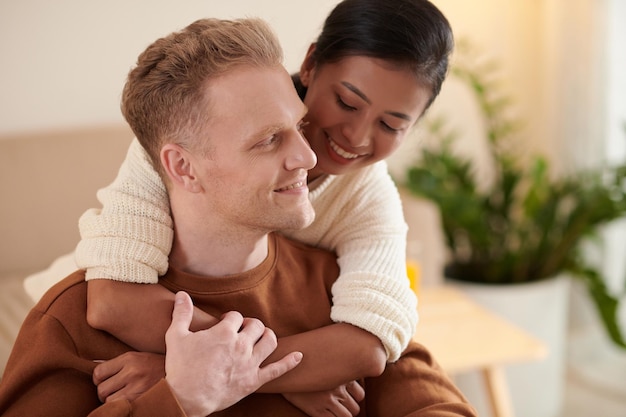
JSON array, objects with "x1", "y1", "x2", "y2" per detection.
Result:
[
  {"x1": 282, "y1": 380, "x2": 365, "y2": 417},
  {"x1": 93, "y1": 351, "x2": 165, "y2": 403},
  {"x1": 165, "y1": 291, "x2": 303, "y2": 417}
]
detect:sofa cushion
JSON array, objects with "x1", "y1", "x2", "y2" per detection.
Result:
[{"x1": 0, "y1": 125, "x2": 133, "y2": 276}]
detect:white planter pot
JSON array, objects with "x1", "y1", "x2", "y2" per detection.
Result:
[{"x1": 448, "y1": 275, "x2": 570, "y2": 417}]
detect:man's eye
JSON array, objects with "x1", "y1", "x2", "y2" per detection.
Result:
[
  {"x1": 336, "y1": 95, "x2": 357, "y2": 111},
  {"x1": 258, "y1": 135, "x2": 279, "y2": 147}
]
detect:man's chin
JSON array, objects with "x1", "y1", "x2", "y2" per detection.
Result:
[
  {"x1": 282, "y1": 210, "x2": 316, "y2": 231},
  {"x1": 300, "y1": 212, "x2": 316, "y2": 229}
]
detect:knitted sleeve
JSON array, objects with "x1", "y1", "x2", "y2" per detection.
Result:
[
  {"x1": 285, "y1": 161, "x2": 418, "y2": 362},
  {"x1": 74, "y1": 139, "x2": 173, "y2": 283}
]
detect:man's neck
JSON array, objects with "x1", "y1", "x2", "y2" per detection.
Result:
[{"x1": 168, "y1": 219, "x2": 270, "y2": 278}]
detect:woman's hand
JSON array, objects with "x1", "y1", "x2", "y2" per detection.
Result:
[
  {"x1": 92, "y1": 351, "x2": 165, "y2": 403},
  {"x1": 282, "y1": 380, "x2": 364, "y2": 417}
]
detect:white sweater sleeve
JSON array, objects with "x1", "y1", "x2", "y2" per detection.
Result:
[
  {"x1": 285, "y1": 161, "x2": 418, "y2": 362},
  {"x1": 75, "y1": 139, "x2": 173, "y2": 283}
]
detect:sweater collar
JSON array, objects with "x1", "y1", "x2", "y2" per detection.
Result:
[{"x1": 160, "y1": 233, "x2": 278, "y2": 295}]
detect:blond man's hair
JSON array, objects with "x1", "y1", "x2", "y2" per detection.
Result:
[{"x1": 121, "y1": 18, "x2": 284, "y2": 177}]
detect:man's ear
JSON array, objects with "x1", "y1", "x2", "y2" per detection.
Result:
[
  {"x1": 299, "y1": 43, "x2": 317, "y2": 87},
  {"x1": 160, "y1": 143, "x2": 203, "y2": 192}
]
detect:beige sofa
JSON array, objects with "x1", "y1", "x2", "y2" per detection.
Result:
[
  {"x1": 0, "y1": 125, "x2": 134, "y2": 374},
  {"x1": 0, "y1": 125, "x2": 446, "y2": 375}
]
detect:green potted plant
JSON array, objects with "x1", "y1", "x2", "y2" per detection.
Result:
[
  {"x1": 401, "y1": 44, "x2": 626, "y2": 417},
  {"x1": 404, "y1": 49, "x2": 626, "y2": 349}
]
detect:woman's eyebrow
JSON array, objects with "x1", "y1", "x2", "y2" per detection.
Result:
[
  {"x1": 341, "y1": 81, "x2": 412, "y2": 121},
  {"x1": 386, "y1": 110, "x2": 412, "y2": 121},
  {"x1": 341, "y1": 81, "x2": 371, "y2": 104}
]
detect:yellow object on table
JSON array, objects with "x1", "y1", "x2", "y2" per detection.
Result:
[
  {"x1": 406, "y1": 260, "x2": 421, "y2": 294},
  {"x1": 414, "y1": 285, "x2": 547, "y2": 417}
]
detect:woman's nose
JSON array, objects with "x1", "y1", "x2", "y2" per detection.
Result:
[{"x1": 342, "y1": 119, "x2": 372, "y2": 149}]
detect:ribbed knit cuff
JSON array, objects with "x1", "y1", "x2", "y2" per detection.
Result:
[
  {"x1": 76, "y1": 206, "x2": 173, "y2": 283},
  {"x1": 330, "y1": 271, "x2": 418, "y2": 363},
  {"x1": 76, "y1": 235, "x2": 169, "y2": 283}
]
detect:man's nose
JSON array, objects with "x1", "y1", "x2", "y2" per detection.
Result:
[{"x1": 286, "y1": 132, "x2": 317, "y2": 171}]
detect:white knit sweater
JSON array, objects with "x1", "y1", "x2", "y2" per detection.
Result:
[{"x1": 76, "y1": 139, "x2": 418, "y2": 361}]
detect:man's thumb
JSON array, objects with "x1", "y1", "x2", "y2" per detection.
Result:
[{"x1": 167, "y1": 291, "x2": 193, "y2": 340}]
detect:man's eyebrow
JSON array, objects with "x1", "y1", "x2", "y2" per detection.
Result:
[
  {"x1": 254, "y1": 124, "x2": 280, "y2": 140},
  {"x1": 251, "y1": 105, "x2": 309, "y2": 141},
  {"x1": 341, "y1": 81, "x2": 412, "y2": 122}
]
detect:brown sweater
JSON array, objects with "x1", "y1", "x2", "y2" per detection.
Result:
[{"x1": 0, "y1": 233, "x2": 475, "y2": 416}]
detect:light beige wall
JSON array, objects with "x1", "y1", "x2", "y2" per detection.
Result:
[
  {"x1": 3, "y1": 0, "x2": 618, "y2": 203},
  {"x1": 434, "y1": 0, "x2": 545, "y2": 155},
  {"x1": 0, "y1": 0, "x2": 339, "y2": 135},
  {"x1": 1, "y1": 0, "x2": 551, "y2": 142}
]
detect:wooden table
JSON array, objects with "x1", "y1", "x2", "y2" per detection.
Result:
[{"x1": 414, "y1": 285, "x2": 547, "y2": 417}]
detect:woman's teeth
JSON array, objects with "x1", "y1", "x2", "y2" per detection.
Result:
[{"x1": 329, "y1": 138, "x2": 360, "y2": 159}]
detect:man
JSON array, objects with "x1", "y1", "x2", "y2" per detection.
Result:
[
  {"x1": 0, "y1": 17, "x2": 476, "y2": 416},
  {"x1": 0, "y1": 18, "x2": 308, "y2": 417}
]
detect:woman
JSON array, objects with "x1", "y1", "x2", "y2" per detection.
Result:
[{"x1": 82, "y1": 0, "x2": 453, "y2": 411}]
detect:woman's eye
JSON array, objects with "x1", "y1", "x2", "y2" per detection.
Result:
[
  {"x1": 336, "y1": 95, "x2": 357, "y2": 111},
  {"x1": 381, "y1": 121, "x2": 402, "y2": 133}
]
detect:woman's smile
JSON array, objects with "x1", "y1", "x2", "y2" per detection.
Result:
[{"x1": 327, "y1": 135, "x2": 363, "y2": 160}]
